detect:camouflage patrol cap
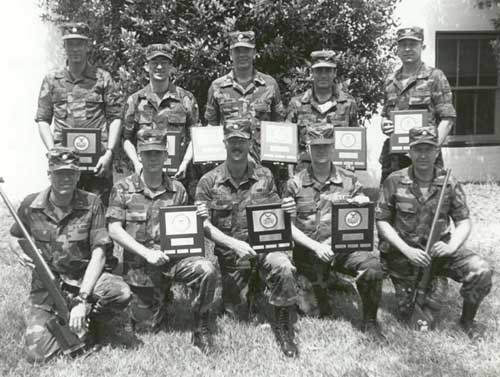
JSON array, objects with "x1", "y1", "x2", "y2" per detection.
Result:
[
  {"x1": 61, "y1": 22, "x2": 90, "y2": 40},
  {"x1": 47, "y1": 147, "x2": 80, "y2": 171},
  {"x1": 306, "y1": 123, "x2": 334, "y2": 145},
  {"x1": 409, "y1": 126, "x2": 438, "y2": 147},
  {"x1": 397, "y1": 26, "x2": 424, "y2": 42},
  {"x1": 229, "y1": 31, "x2": 256, "y2": 49},
  {"x1": 137, "y1": 129, "x2": 168, "y2": 152},
  {"x1": 311, "y1": 50, "x2": 337, "y2": 69},
  {"x1": 224, "y1": 118, "x2": 252, "y2": 140},
  {"x1": 145, "y1": 44, "x2": 173, "y2": 61}
]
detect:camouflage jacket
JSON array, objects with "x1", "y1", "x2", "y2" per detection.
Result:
[
  {"x1": 123, "y1": 82, "x2": 200, "y2": 159},
  {"x1": 195, "y1": 161, "x2": 280, "y2": 255},
  {"x1": 10, "y1": 188, "x2": 112, "y2": 286},
  {"x1": 286, "y1": 88, "x2": 359, "y2": 157},
  {"x1": 283, "y1": 164, "x2": 363, "y2": 244},
  {"x1": 375, "y1": 167, "x2": 469, "y2": 253},
  {"x1": 205, "y1": 70, "x2": 286, "y2": 160},
  {"x1": 106, "y1": 173, "x2": 187, "y2": 286},
  {"x1": 381, "y1": 62, "x2": 456, "y2": 126},
  {"x1": 35, "y1": 63, "x2": 122, "y2": 143}
]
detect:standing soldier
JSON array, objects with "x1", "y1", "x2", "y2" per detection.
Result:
[
  {"x1": 379, "y1": 26, "x2": 456, "y2": 183},
  {"x1": 35, "y1": 22, "x2": 122, "y2": 206},
  {"x1": 9, "y1": 147, "x2": 131, "y2": 363},
  {"x1": 107, "y1": 129, "x2": 217, "y2": 354},
  {"x1": 196, "y1": 119, "x2": 299, "y2": 358},
  {"x1": 286, "y1": 50, "x2": 359, "y2": 171},
  {"x1": 205, "y1": 31, "x2": 288, "y2": 190},
  {"x1": 122, "y1": 43, "x2": 200, "y2": 201},
  {"x1": 284, "y1": 124, "x2": 385, "y2": 341},
  {"x1": 376, "y1": 127, "x2": 492, "y2": 338}
]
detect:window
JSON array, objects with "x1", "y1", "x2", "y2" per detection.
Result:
[{"x1": 436, "y1": 32, "x2": 500, "y2": 145}]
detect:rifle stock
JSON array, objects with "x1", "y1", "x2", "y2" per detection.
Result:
[
  {"x1": 0, "y1": 178, "x2": 85, "y2": 355},
  {"x1": 408, "y1": 169, "x2": 452, "y2": 330}
]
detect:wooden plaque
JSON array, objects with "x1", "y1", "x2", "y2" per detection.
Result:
[
  {"x1": 159, "y1": 205, "x2": 205, "y2": 260},
  {"x1": 331, "y1": 202, "x2": 374, "y2": 252},
  {"x1": 62, "y1": 128, "x2": 101, "y2": 171},
  {"x1": 390, "y1": 110, "x2": 429, "y2": 153},
  {"x1": 260, "y1": 121, "x2": 298, "y2": 164},
  {"x1": 246, "y1": 203, "x2": 292, "y2": 253},
  {"x1": 163, "y1": 131, "x2": 182, "y2": 176},
  {"x1": 332, "y1": 127, "x2": 367, "y2": 170},
  {"x1": 191, "y1": 126, "x2": 226, "y2": 164}
]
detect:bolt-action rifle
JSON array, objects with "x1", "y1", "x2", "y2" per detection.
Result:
[
  {"x1": 408, "y1": 169, "x2": 452, "y2": 330},
  {"x1": 0, "y1": 177, "x2": 86, "y2": 355}
]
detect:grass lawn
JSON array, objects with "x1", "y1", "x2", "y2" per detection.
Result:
[{"x1": 1, "y1": 183, "x2": 499, "y2": 377}]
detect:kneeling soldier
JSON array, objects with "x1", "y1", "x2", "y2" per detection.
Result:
[
  {"x1": 10, "y1": 147, "x2": 131, "y2": 363},
  {"x1": 195, "y1": 119, "x2": 299, "y2": 357},
  {"x1": 107, "y1": 129, "x2": 217, "y2": 353},
  {"x1": 376, "y1": 127, "x2": 492, "y2": 338},
  {"x1": 283, "y1": 124, "x2": 385, "y2": 340}
]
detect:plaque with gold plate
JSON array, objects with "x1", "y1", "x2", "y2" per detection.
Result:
[
  {"x1": 390, "y1": 110, "x2": 428, "y2": 153},
  {"x1": 62, "y1": 128, "x2": 101, "y2": 171},
  {"x1": 163, "y1": 131, "x2": 182, "y2": 175},
  {"x1": 332, "y1": 127, "x2": 367, "y2": 170},
  {"x1": 260, "y1": 121, "x2": 298, "y2": 164},
  {"x1": 159, "y1": 205, "x2": 205, "y2": 260},
  {"x1": 246, "y1": 203, "x2": 292, "y2": 253},
  {"x1": 331, "y1": 201, "x2": 374, "y2": 252},
  {"x1": 191, "y1": 126, "x2": 226, "y2": 164}
]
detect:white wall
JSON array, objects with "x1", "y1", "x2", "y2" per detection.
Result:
[{"x1": 0, "y1": 0, "x2": 63, "y2": 201}]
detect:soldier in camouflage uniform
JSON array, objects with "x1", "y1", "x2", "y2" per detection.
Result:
[
  {"x1": 123, "y1": 43, "x2": 201, "y2": 201},
  {"x1": 196, "y1": 118, "x2": 299, "y2": 357},
  {"x1": 376, "y1": 127, "x2": 492, "y2": 338},
  {"x1": 379, "y1": 26, "x2": 456, "y2": 183},
  {"x1": 10, "y1": 147, "x2": 131, "y2": 363},
  {"x1": 35, "y1": 23, "x2": 122, "y2": 206},
  {"x1": 107, "y1": 129, "x2": 217, "y2": 353},
  {"x1": 205, "y1": 31, "x2": 289, "y2": 192},
  {"x1": 286, "y1": 50, "x2": 359, "y2": 172},
  {"x1": 283, "y1": 124, "x2": 385, "y2": 341}
]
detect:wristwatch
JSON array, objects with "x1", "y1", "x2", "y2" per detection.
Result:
[{"x1": 75, "y1": 291, "x2": 90, "y2": 304}]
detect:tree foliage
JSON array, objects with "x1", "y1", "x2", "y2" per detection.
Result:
[{"x1": 40, "y1": 0, "x2": 400, "y2": 122}]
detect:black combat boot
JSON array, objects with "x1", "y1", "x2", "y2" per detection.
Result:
[
  {"x1": 459, "y1": 301, "x2": 485, "y2": 340},
  {"x1": 272, "y1": 306, "x2": 298, "y2": 358},
  {"x1": 359, "y1": 280, "x2": 386, "y2": 342},
  {"x1": 192, "y1": 310, "x2": 213, "y2": 354},
  {"x1": 313, "y1": 285, "x2": 333, "y2": 318}
]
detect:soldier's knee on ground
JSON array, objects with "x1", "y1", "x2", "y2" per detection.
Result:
[{"x1": 24, "y1": 324, "x2": 58, "y2": 364}]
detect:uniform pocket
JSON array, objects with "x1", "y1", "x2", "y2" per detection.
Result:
[
  {"x1": 125, "y1": 211, "x2": 148, "y2": 242},
  {"x1": 85, "y1": 92, "x2": 104, "y2": 119}
]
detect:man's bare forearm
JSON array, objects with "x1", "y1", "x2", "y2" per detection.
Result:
[{"x1": 37, "y1": 121, "x2": 54, "y2": 150}]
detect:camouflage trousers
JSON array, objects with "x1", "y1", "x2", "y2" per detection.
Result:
[
  {"x1": 24, "y1": 272, "x2": 131, "y2": 363},
  {"x1": 294, "y1": 248, "x2": 383, "y2": 319},
  {"x1": 216, "y1": 249, "x2": 298, "y2": 321},
  {"x1": 379, "y1": 138, "x2": 444, "y2": 183},
  {"x1": 128, "y1": 256, "x2": 216, "y2": 332},
  {"x1": 78, "y1": 171, "x2": 113, "y2": 207},
  {"x1": 381, "y1": 246, "x2": 493, "y2": 321}
]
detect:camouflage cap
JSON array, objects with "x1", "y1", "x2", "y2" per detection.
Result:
[
  {"x1": 397, "y1": 26, "x2": 424, "y2": 42},
  {"x1": 409, "y1": 126, "x2": 438, "y2": 147},
  {"x1": 224, "y1": 118, "x2": 252, "y2": 140},
  {"x1": 306, "y1": 123, "x2": 334, "y2": 145},
  {"x1": 311, "y1": 50, "x2": 337, "y2": 69},
  {"x1": 47, "y1": 147, "x2": 80, "y2": 171},
  {"x1": 61, "y1": 22, "x2": 90, "y2": 40},
  {"x1": 145, "y1": 43, "x2": 173, "y2": 61},
  {"x1": 137, "y1": 128, "x2": 168, "y2": 152},
  {"x1": 229, "y1": 31, "x2": 256, "y2": 49}
]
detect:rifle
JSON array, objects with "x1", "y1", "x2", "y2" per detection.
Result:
[
  {"x1": 408, "y1": 169, "x2": 452, "y2": 330},
  {"x1": 0, "y1": 177, "x2": 86, "y2": 355}
]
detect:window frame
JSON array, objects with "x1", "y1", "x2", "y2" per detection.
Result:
[{"x1": 436, "y1": 31, "x2": 500, "y2": 146}]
